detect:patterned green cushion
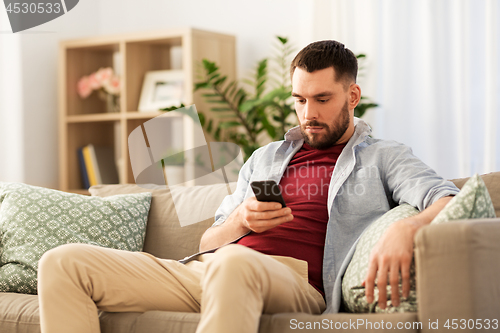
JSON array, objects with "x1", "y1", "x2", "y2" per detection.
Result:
[
  {"x1": 432, "y1": 174, "x2": 496, "y2": 223},
  {"x1": 341, "y1": 204, "x2": 420, "y2": 313},
  {"x1": 341, "y1": 174, "x2": 496, "y2": 313},
  {"x1": 0, "y1": 182, "x2": 152, "y2": 294}
]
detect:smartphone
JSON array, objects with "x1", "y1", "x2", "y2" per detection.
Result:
[{"x1": 250, "y1": 180, "x2": 286, "y2": 208}]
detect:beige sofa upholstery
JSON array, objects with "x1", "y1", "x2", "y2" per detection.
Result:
[{"x1": 0, "y1": 172, "x2": 499, "y2": 333}]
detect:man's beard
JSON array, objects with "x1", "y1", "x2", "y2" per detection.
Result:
[{"x1": 300, "y1": 100, "x2": 350, "y2": 150}]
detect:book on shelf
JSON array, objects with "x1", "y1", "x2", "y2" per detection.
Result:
[
  {"x1": 77, "y1": 147, "x2": 90, "y2": 189},
  {"x1": 78, "y1": 144, "x2": 119, "y2": 189}
]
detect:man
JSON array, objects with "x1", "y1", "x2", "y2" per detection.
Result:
[{"x1": 38, "y1": 40, "x2": 459, "y2": 333}]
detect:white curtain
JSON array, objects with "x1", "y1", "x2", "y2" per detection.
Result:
[
  {"x1": 300, "y1": 0, "x2": 499, "y2": 179},
  {"x1": 0, "y1": 11, "x2": 24, "y2": 182}
]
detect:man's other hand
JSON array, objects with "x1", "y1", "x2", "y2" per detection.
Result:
[
  {"x1": 362, "y1": 219, "x2": 416, "y2": 309},
  {"x1": 238, "y1": 196, "x2": 293, "y2": 233},
  {"x1": 361, "y1": 196, "x2": 452, "y2": 309}
]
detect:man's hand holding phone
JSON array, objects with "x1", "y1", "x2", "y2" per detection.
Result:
[
  {"x1": 237, "y1": 196, "x2": 293, "y2": 233},
  {"x1": 199, "y1": 180, "x2": 292, "y2": 251}
]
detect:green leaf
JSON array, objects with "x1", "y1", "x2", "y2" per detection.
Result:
[
  {"x1": 213, "y1": 76, "x2": 228, "y2": 87},
  {"x1": 210, "y1": 107, "x2": 232, "y2": 112},
  {"x1": 202, "y1": 93, "x2": 222, "y2": 98},
  {"x1": 239, "y1": 99, "x2": 261, "y2": 113},
  {"x1": 198, "y1": 112, "x2": 206, "y2": 127},
  {"x1": 260, "y1": 115, "x2": 276, "y2": 138},
  {"x1": 194, "y1": 82, "x2": 210, "y2": 91},
  {"x1": 202, "y1": 59, "x2": 219, "y2": 74},
  {"x1": 212, "y1": 114, "x2": 239, "y2": 119},
  {"x1": 277, "y1": 36, "x2": 288, "y2": 44},
  {"x1": 206, "y1": 99, "x2": 228, "y2": 104},
  {"x1": 160, "y1": 103, "x2": 186, "y2": 112},
  {"x1": 207, "y1": 119, "x2": 213, "y2": 132},
  {"x1": 223, "y1": 81, "x2": 236, "y2": 96},
  {"x1": 272, "y1": 115, "x2": 282, "y2": 122},
  {"x1": 219, "y1": 121, "x2": 242, "y2": 129},
  {"x1": 207, "y1": 73, "x2": 221, "y2": 82}
]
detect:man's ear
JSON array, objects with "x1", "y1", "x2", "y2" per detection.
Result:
[{"x1": 349, "y1": 84, "x2": 362, "y2": 110}]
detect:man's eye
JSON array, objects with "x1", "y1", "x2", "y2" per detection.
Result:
[
  {"x1": 296, "y1": 99, "x2": 306, "y2": 104},
  {"x1": 318, "y1": 99, "x2": 329, "y2": 103}
]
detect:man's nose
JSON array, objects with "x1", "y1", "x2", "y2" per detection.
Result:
[{"x1": 303, "y1": 102, "x2": 319, "y2": 120}]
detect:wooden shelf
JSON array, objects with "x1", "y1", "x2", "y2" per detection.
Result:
[
  {"x1": 58, "y1": 28, "x2": 236, "y2": 192},
  {"x1": 67, "y1": 113, "x2": 122, "y2": 123},
  {"x1": 125, "y1": 111, "x2": 166, "y2": 119}
]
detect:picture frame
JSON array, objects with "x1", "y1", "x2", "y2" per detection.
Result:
[{"x1": 138, "y1": 70, "x2": 184, "y2": 112}]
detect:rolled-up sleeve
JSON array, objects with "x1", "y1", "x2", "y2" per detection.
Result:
[{"x1": 383, "y1": 143, "x2": 459, "y2": 211}]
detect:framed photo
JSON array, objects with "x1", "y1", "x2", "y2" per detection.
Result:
[{"x1": 138, "y1": 70, "x2": 184, "y2": 112}]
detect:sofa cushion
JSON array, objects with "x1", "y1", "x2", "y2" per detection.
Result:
[
  {"x1": 0, "y1": 293, "x2": 40, "y2": 333},
  {"x1": 434, "y1": 173, "x2": 496, "y2": 223},
  {"x1": 0, "y1": 182, "x2": 151, "y2": 294},
  {"x1": 0, "y1": 295, "x2": 420, "y2": 333},
  {"x1": 342, "y1": 174, "x2": 496, "y2": 313},
  {"x1": 89, "y1": 183, "x2": 236, "y2": 260},
  {"x1": 451, "y1": 171, "x2": 500, "y2": 218}
]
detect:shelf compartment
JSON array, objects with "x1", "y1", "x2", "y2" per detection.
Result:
[
  {"x1": 66, "y1": 121, "x2": 118, "y2": 191},
  {"x1": 125, "y1": 37, "x2": 183, "y2": 112},
  {"x1": 65, "y1": 43, "x2": 121, "y2": 116},
  {"x1": 59, "y1": 29, "x2": 236, "y2": 192}
]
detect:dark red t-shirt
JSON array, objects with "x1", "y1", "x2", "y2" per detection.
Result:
[{"x1": 237, "y1": 142, "x2": 346, "y2": 296}]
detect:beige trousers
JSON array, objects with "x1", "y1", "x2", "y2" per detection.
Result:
[{"x1": 38, "y1": 243, "x2": 325, "y2": 333}]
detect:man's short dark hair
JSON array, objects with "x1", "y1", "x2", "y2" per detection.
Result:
[{"x1": 290, "y1": 40, "x2": 358, "y2": 86}]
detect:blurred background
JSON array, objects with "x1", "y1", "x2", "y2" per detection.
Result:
[{"x1": 0, "y1": 0, "x2": 499, "y2": 189}]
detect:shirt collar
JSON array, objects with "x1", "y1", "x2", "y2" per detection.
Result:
[{"x1": 284, "y1": 117, "x2": 372, "y2": 142}]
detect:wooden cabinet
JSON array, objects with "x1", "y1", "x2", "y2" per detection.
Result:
[{"x1": 58, "y1": 28, "x2": 236, "y2": 193}]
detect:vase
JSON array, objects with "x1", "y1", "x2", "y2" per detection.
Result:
[
  {"x1": 98, "y1": 90, "x2": 120, "y2": 113},
  {"x1": 105, "y1": 93, "x2": 120, "y2": 113}
]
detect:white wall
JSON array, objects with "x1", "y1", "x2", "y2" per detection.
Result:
[
  {"x1": 0, "y1": 0, "x2": 302, "y2": 187},
  {"x1": 97, "y1": 0, "x2": 302, "y2": 79},
  {"x1": 0, "y1": 8, "x2": 24, "y2": 183},
  {"x1": 0, "y1": 0, "x2": 101, "y2": 187}
]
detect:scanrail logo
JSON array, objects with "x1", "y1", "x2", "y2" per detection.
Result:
[
  {"x1": 128, "y1": 105, "x2": 244, "y2": 227},
  {"x1": 3, "y1": 0, "x2": 79, "y2": 33}
]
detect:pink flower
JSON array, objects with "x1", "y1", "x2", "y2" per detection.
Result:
[
  {"x1": 103, "y1": 76, "x2": 120, "y2": 95},
  {"x1": 94, "y1": 67, "x2": 113, "y2": 85},
  {"x1": 88, "y1": 73, "x2": 101, "y2": 90},
  {"x1": 77, "y1": 76, "x2": 92, "y2": 98},
  {"x1": 77, "y1": 67, "x2": 120, "y2": 99}
]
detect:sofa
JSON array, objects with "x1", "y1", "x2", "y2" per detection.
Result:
[{"x1": 0, "y1": 172, "x2": 499, "y2": 333}]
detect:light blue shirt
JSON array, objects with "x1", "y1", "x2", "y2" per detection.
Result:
[{"x1": 213, "y1": 118, "x2": 459, "y2": 313}]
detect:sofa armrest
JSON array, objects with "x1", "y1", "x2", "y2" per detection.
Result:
[{"x1": 415, "y1": 218, "x2": 500, "y2": 332}]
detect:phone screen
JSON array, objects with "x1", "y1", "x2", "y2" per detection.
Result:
[{"x1": 250, "y1": 180, "x2": 286, "y2": 207}]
